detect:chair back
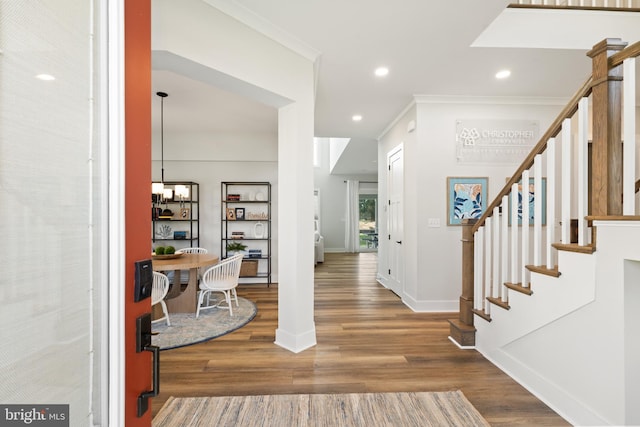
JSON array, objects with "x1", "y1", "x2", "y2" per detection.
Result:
[
  {"x1": 201, "y1": 253, "x2": 244, "y2": 290},
  {"x1": 178, "y1": 247, "x2": 208, "y2": 254},
  {"x1": 152, "y1": 271, "x2": 170, "y2": 304}
]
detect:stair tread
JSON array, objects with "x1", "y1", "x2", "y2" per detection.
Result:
[
  {"x1": 551, "y1": 242, "x2": 596, "y2": 254},
  {"x1": 487, "y1": 296, "x2": 510, "y2": 310},
  {"x1": 472, "y1": 308, "x2": 492, "y2": 322},
  {"x1": 504, "y1": 282, "x2": 534, "y2": 295},
  {"x1": 526, "y1": 264, "x2": 561, "y2": 277}
]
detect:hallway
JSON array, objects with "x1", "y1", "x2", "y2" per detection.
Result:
[{"x1": 153, "y1": 253, "x2": 569, "y2": 426}]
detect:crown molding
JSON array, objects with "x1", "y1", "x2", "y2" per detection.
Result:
[{"x1": 202, "y1": 0, "x2": 321, "y2": 63}]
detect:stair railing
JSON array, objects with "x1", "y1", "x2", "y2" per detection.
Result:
[
  {"x1": 449, "y1": 38, "x2": 639, "y2": 346},
  {"x1": 512, "y1": 0, "x2": 640, "y2": 10}
]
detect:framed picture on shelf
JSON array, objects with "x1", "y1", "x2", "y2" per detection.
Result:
[
  {"x1": 226, "y1": 207, "x2": 236, "y2": 220},
  {"x1": 447, "y1": 177, "x2": 488, "y2": 226},
  {"x1": 507, "y1": 177, "x2": 547, "y2": 225},
  {"x1": 180, "y1": 207, "x2": 191, "y2": 219},
  {"x1": 235, "y1": 207, "x2": 245, "y2": 220}
]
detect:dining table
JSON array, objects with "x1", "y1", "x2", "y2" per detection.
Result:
[{"x1": 152, "y1": 252, "x2": 219, "y2": 314}]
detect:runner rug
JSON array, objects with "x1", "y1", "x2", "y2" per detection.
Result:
[{"x1": 152, "y1": 390, "x2": 490, "y2": 426}]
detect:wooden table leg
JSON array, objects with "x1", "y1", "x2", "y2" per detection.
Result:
[{"x1": 164, "y1": 268, "x2": 198, "y2": 313}]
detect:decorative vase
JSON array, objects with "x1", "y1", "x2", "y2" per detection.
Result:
[{"x1": 254, "y1": 222, "x2": 265, "y2": 239}]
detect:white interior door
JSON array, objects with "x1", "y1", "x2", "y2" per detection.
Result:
[{"x1": 387, "y1": 145, "x2": 404, "y2": 296}]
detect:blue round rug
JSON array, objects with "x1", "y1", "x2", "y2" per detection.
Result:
[{"x1": 151, "y1": 296, "x2": 257, "y2": 350}]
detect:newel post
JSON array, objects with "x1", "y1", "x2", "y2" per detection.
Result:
[
  {"x1": 587, "y1": 38, "x2": 627, "y2": 216},
  {"x1": 448, "y1": 218, "x2": 477, "y2": 347}
]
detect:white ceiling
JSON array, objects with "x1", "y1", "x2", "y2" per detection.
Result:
[{"x1": 152, "y1": 1, "x2": 640, "y2": 175}]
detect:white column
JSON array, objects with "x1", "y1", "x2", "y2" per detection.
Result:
[{"x1": 276, "y1": 102, "x2": 317, "y2": 353}]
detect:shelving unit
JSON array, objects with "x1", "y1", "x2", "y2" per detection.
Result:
[
  {"x1": 152, "y1": 181, "x2": 199, "y2": 251},
  {"x1": 221, "y1": 181, "x2": 271, "y2": 285}
]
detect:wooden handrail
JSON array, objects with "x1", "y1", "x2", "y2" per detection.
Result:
[
  {"x1": 509, "y1": 4, "x2": 640, "y2": 12},
  {"x1": 636, "y1": 179, "x2": 640, "y2": 194},
  {"x1": 609, "y1": 40, "x2": 640, "y2": 67},
  {"x1": 471, "y1": 76, "x2": 593, "y2": 234}
]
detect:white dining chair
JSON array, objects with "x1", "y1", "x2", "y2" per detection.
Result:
[
  {"x1": 152, "y1": 271, "x2": 171, "y2": 326},
  {"x1": 196, "y1": 253, "x2": 244, "y2": 317},
  {"x1": 175, "y1": 247, "x2": 208, "y2": 284}
]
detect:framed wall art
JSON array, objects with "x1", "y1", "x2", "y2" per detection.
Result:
[{"x1": 447, "y1": 177, "x2": 488, "y2": 226}]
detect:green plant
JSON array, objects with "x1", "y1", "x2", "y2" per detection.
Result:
[
  {"x1": 226, "y1": 242, "x2": 247, "y2": 252},
  {"x1": 155, "y1": 246, "x2": 166, "y2": 255},
  {"x1": 165, "y1": 246, "x2": 175, "y2": 254}
]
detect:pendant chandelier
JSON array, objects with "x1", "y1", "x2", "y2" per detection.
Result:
[{"x1": 152, "y1": 91, "x2": 169, "y2": 198}]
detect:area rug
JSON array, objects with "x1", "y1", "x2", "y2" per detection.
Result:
[
  {"x1": 152, "y1": 391, "x2": 490, "y2": 427},
  {"x1": 152, "y1": 297, "x2": 257, "y2": 350}
]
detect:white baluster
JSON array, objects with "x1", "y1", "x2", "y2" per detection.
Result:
[
  {"x1": 522, "y1": 170, "x2": 530, "y2": 287},
  {"x1": 474, "y1": 230, "x2": 480, "y2": 311},
  {"x1": 533, "y1": 155, "x2": 543, "y2": 266},
  {"x1": 493, "y1": 206, "x2": 501, "y2": 299},
  {"x1": 511, "y1": 183, "x2": 519, "y2": 286},
  {"x1": 623, "y1": 58, "x2": 636, "y2": 215},
  {"x1": 501, "y1": 195, "x2": 509, "y2": 301},
  {"x1": 546, "y1": 138, "x2": 557, "y2": 270},
  {"x1": 485, "y1": 218, "x2": 492, "y2": 302},
  {"x1": 476, "y1": 227, "x2": 485, "y2": 312},
  {"x1": 561, "y1": 118, "x2": 572, "y2": 244},
  {"x1": 577, "y1": 97, "x2": 589, "y2": 245}
]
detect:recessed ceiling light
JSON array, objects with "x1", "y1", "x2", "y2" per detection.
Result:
[
  {"x1": 35, "y1": 74, "x2": 56, "y2": 81},
  {"x1": 495, "y1": 69, "x2": 511, "y2": 79},
  {"x1": 352, "y1": 115, "x2": 363, "y2": 122},
  {"x1": 374, "y1": 67, "x2": 389, "y2": 77}
]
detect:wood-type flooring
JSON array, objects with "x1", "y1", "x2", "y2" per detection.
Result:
[{"x1": 152, "y1": 252, "x2": 570, "y2": 426}]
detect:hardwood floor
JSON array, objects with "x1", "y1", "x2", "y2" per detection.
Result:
[{"x1": 152, "y1": 252, "x2": 570, "y2": 426}]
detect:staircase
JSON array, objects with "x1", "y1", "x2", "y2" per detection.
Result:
[
  {"x1": 449, "y1": 39, "x2": 640, "y2": 425},
  {"x1": 512, "y1": 0, "x2": 640, "y2": 9}
]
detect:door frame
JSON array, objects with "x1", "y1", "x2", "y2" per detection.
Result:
[{"x1": 386, "y1": 144, "x2": 404, "y2": 296}]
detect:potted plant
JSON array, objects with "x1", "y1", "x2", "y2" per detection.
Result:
[{"x1": 226, "y1": 241, "x2": 247, "y2": 257}]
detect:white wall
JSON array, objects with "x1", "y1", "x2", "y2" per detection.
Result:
[
  {"x1": 154, "y1": 0, "x2": 317, "y2": 352},
  {"x1": 152, "y1": 129, "x2": 279, "y2": 279},
  {"x1": 378, "y1": 97, "x2": 564, "y2": 311}
]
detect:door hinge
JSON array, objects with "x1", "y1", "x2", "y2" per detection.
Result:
[
  {"x1": 388, "y1": 234, "x2": 391, "y2": 240},
  {"x1": 388, "y1": 269, "x2": 391, "y2": 275}
]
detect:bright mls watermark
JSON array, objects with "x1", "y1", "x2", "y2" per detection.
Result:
[{"x1": 0, "y1": 405, "x2": 68, "y2": 426}]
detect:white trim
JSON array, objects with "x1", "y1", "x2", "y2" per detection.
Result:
[
  {"x1": 402, "y1": 293, "x2": 457, "y2": 312},
  {"x1": 448, "y1": 336, "x2": 476, "y2": 350},
  {"x1": 377, "y1": 100, "x2": 416, "y2": 140},
  {"x1": 274, "y1": 326, "x2": 317, "y2": 353},
  {"x1": 107, "y1": 0, "x2": 126, "y2": 425},
  {"x1": 202, "y1": 0, "x2": 321, "y2": 63},
  {"x1": 593, "y1": 220, "x2": 640, "y2": 227}
]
